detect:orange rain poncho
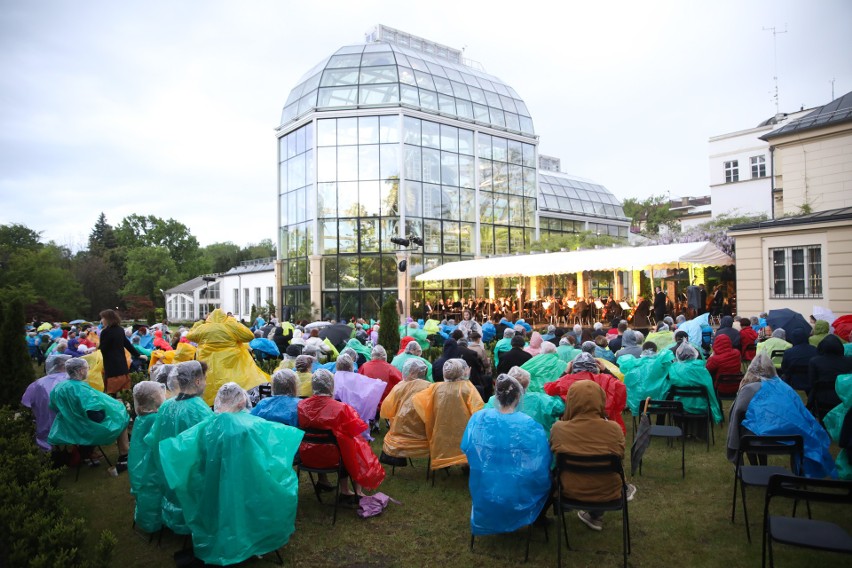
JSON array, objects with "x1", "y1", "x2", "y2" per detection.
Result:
[
  {"x1": 380, "y1": 379, "x2": 432, "y2": 458},
  {"x1": 187, "y1": 309, "x2": 269, "y2": 405},
  {"x1": 412, "y1": 380, "x2": 484, "y2": 470}
]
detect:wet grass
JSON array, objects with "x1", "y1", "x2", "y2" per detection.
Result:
[{"x1": 61, "y1": 400, "x2": 845, "y2": 567}]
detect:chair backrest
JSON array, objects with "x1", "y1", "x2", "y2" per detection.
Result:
[
  {"x1": 668, "y1": 385, "x2": 711, "y2": 413},
  {"x1": 301, "y1": 427, "x2": 339, "y2": 447},
  {"x1": 257, "y1": 383, "x2": 272, "y2": 400},
  {"x1": 555, "y1": 453, "x2": 626, "y2": 496},
  {"x1": 714, "y1": 373, "x2": 743, "y2": 396},
  {"x1": 769, "y1": 349, "x2": 786, "y2": 360},
  {"x1": 644, "y1": 399, "x2": 684, "y2": 417},
  {"x1": 765, "y1": 473, "x2": 852, "y2": 506},
  {"x1": 743, "y1": 343, "x2": 756, "y2": 358},
  {"x1": 738, "y1": 434, "x2": 804, "y2": 474}
]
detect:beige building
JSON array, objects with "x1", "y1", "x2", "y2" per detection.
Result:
[{"x1": 729, "y1": 91, "x2": 852, "y2": 316}]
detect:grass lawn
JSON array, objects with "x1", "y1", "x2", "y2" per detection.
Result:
[{"x1": 60, "y1": 400, "x2": 845, "y2": 567}]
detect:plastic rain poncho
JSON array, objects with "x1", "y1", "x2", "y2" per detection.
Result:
[
  {"x1": 160, "y1": 412, "x2": 303, "y2": 566},
  {"x1": 461, "y1": 409, "x2": 551, "y2": 536},
  {"x1": 214, "y1": 382, "x2": 250, "y2": 413},
  {"x1": 756, "y1": 336, "x2": 792, "y2": 367},
  {"x1": 668, "y1": 359, "x2": 723, "y2": 423},
  {"x1": 380, "y1": 379, "x2": 432, "y2": 458},
  {"x1": 390, "y1": 353, "x2": 434, "y2": 382},
  {"x1": 145, "y1": 395, "x2": 213, "y2": 534},
  {"x1": 742, "y1": 378, "x2": 837, "y2": 479},
  {"x1": 249, "y1": 337, "x2": 280, "y2": 358},
  {"x1": 520, "y1": 353, "x2": 568, "y2": 393},
  {"x1": 345, "y1": 338, "x2": 373, "y2": 362},
  {"x1": 823, "y1": 373, "x2": 852, "y2": 479},
  {"x1": 402, "y1": 327, "x2": 430, "y2": 351},
  {"x1": 47, "y1": 380, "x2": 129, "y2": 446},
  {"x1": 82, "y1": 349, "x2": 130, "y2": 392},
  {"x1": 251, "y1": 395, "x2": 300, "y2": 427},
  {"x1": 645, "y1": 330, "x2": 675, "y2": 351},
  {"x1": 297, "y1": 395, "x2": 386, "y2": 490},
  {"x1": 187, "y1": 309, "x2": 269, "y2": 405},
  {"x1": 620, "y1": 350, "x2": 675, "y2": 415},
  {"x1": 412, "y1": 380, "x2": 484, "y2": 469},
  {"x1": 557, "y1": 345, "x2": 582, "y2": 363},
  {"x1": 333, "y1": 371, "x2": 386, "y2": 427},
  {"x1": 485, "y1": 391, "x2": 565, "y2": 433},
  {"x1": 544, "y1": 371, "x2": 627, "y2": 433},
  {"x1": 677, "y1": 313, "x2": 710, "y2": 348},
  {"x1": 129, "y1": 411, "x2": 163, "y2": 533}
]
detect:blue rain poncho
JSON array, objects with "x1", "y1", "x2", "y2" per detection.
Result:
[
  {"x1": 145, "y1": 396, "x2": 213, "y2": 534},
  {"x1": 667, "y1": 359, "x2": 723, "y2": 423},
  {"x1": 742, "y1": 378, "x2": 837, "y2": 479},
  {"x1": 461, "y1": 408, "x2": 551, "y2": 536},
  {"x1": 620, "y1": 350, "x2": 675, "y2": 415},
  {"x1": 481, "y1": 322, "x2": 496, "y2": 343},
  {"x1": 47, "y1": 380, "x2": 129, "y2": 446},
  {"x1": 160, "y1": 412, "x2": 303, "y2": 566},
  {"x1": 677, "y1": 313, "x2": 710, "y2": 348},
  {"x1": 823, "y1": 373, "x2": 852, "y2": 479},
  {"x1": 485, "y1": 391, "x2": 565, "y2": 433},
  {"x1": 250, "y1": 395, "x2": 300, "y2": 427},
  {"x1": 249, "y1": 337, "x2": 280, "y2": 358},
  {"x1": 128, "y1": 413, "x2": 163, "y2": 533},
  {"x1": 520, "y1": 353, "x2": 568, "y2": 393}
]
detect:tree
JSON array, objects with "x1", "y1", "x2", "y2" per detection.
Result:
[
  {"x1": 622, "y1": 195, "x2": 679, "y2": 234},
  {"x1": 528, "y1": 231, "x2": 621, "y2": 253},
  {"x1": 378, "y1": 296, "x2": 400, "y2": 354},
  {"x1": 120, "y1": 247, "x2": 180, "y2": 306},
  {"x1": 88, "y1": 212, "x2": 118, "y2": 256},
  {"x1": 115, "y1": 214, "x2": 202, "y2": 277},
  {"x1": 0, "y1": 298, "x2": 36, "y2": 407},
  {"x1": 199, "y1": 242, "x2": 242, "y2": 274},
  {"x1": 124, "y1": 295, "x2": 156, "y2": 321},
  {"x1": 72, "y1": 253, "x2": 122, "y2": 318}
]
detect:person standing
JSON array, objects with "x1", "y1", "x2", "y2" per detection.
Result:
[
  {"x1": 98, "y1": 309, "x2": 141, "y2": 395},
  {"x1": 653, "y1": 286, "x2": 667, "y2": 324}
]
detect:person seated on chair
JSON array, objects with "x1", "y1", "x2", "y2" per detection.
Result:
[
  {"x1": 297, "y1": 369, "x2": 385, "y2": 504},
  {"x1": 614, "y1": 329, "x2": 642, "y2": 362},
  {"x1": 807, "y1": 335, "x2": 852, "y2": 411},
  {"x1": 128, "y1": 381, "x2": 166, "y2": 534},
  {"x1": 668, "y1": 343, "x2": 723, "y2": 426},
  {"x1": 520, "y1": 342, "x2": 569, "y2": 392},
  {"x1": 780, "y1": 328, "x2": 817, "y2": 391},
  {"x1": 390, "y1": 340, "x2": 434, "y2": 382},
  {"x1": 359, "y1": 345, "x2": 403, "y2": 407},
  {"x1": 21, "y1": 354, "x2": 71, "y2": 452},
  {"x1": 380, "y1": 358, "x2": 433, "y2": 464},
  {"x1": 332, "y1": 355, "x2": 385, "y2": 428},
  {"x1": 705, "y1": 334, "x2": 742, "y2": 383},
  {"x1": 47, "y1": 357, "x2": 130, "y2": 471},
  {"x1": 485, "y1": 366, "x2": 565, "y2": 432},
  {"x1": 462, "y1": 374, "x2": 552, "y2": 536},
  {"x1": 726, "y1": 353, "x2": 836, "y2": 478},
  {"x1": 159, "y1": 383, "x2": 302, "y2": 566},
  {"x1": 293, "y1": 354, "x2": 316, "y2": 397},
  {"x1": 496, "y1": 335, "x2": 532, "y2": 376},
  {"x1": 412, "y1": 359, "x2": 484, "y2": 472},
  {"x1": 714, "y1": 315, "x2": 741, "y2": 350},
  {"x1": 145, "y1": 360, "x2": 213, "y2": 535},
  {"x1": 756, "y1": 328, "x2": 791, "y2": 368},
  {"x1": 550, "y1": 380, "x2": 637, "y2": 532},
  {"x1": 251, "y1": 369, "x2": 301, "y2": 427}
]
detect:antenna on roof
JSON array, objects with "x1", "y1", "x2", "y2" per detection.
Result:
[
  {"x1": 830, "y1": 78, "x2": 835, "y2": 100},
  {"x1": 762, "y1": 24, "x2": 787, "y2": 113}
]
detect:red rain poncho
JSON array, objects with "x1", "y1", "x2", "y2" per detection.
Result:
[
  {"x1": 706, "y1": 334, "x2": 742, "y2": 395},
  {"x1": 297, "y1": 395, "x2": 385, "y2": 490},
  {"x1": 544, "y1": 371, "x2": 627, "y2": 434}
]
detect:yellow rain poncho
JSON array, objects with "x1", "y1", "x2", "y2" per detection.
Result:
[
  {"x1": 148, "y1": 342, "x2": 197, "y2": 370},
  {"x1": 82, "y1": 350, "x2": 130, "y2": 391},
  {"x1": 380, "y1": 379, "x2": 432, "y2": 458},
  {"x1": 186, "y1": 309, "x2": 269, "y2": 405},
  {"x1": 412, "y1": 380, "x2": 484, "y2": 470}
]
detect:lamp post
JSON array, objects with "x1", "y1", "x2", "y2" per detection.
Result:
[{"x1": 391, "y1": 235, "x2": 424, "y2": 319}]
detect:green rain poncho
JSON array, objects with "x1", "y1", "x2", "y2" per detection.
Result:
[
  {"x1": 390, "y1": 353, "x2": 434, "y2": 382},
  {"x1": 756, "y1": 337, "x2": 792, "y2": 367},
  {"x1": 145, "y1": 396, "x2": 213, "y2": 534},
  {"x1": 484, "y1": 391, "x2": 565, "y2": 432},
  {"x1": 47, "y1": 380, "x2": 129, "y2": 446},
  {"x1": 493, "y1": 337, "x2": 513, "y2": 364},
  {"x1": 809, "y1": 320, "x2": 830, "y2": 348},
  {"x1": 128, "y1": 413, "x2": 162, "y2": 533},
  {"x1": 620, "y1": 351, "x2": 674, "y2": 415},
  {"x1": 645, "y1": 330, "x2": 675, "y2": 351},
  {"x1": 824, "y1": 373, "x2": 852, "y2": 479},
  {"x1": 668, "y1": 359, "x2": 723, "y2": 423},
  {"x1": 401, "y1": 327, "x2": 430, "y2": 351},
  {"x1": 345, "y1": 338, "x2": 373, "y2": 362},
  {"x1": 556, "y1": 344, "x2": 582, "y2": 363},
  {"x1": 521, "y1": 353, "x2": 568, "y2": 393},
  {"x1": 160, "y1": 412, "x2": 304, "y2": 566}
]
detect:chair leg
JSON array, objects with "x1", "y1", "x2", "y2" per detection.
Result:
[
  {"x1": 731, "y1": 472, "x2": 739, "y2": 524},
  {"x1": 97, "y1": 446, "x2": 113, "y2": 467},
  {"x1": 622, "y1": 506, "x2": 628, "y2": 568},
  {"x1": 741, "y1": 480, "x2": 752, "y2": 543},
  {"x1": 331, "y1": 472, "x2": 341, "y2": 526},
  {"x1": 524, "y1": 523, "x2": 532, "y2": 562},
  {"x1": 556, "y1": 502, "x2": 563, "y2": 568},
  {"x1": 681, "y1": 433, "x2": 686, "y2": 478},
  {"x1": 470, "y1": 533, "x2": 474, "y2": 551},
  {"x1": 275, "y1": 549, "x2": 284, "y2": 566}
]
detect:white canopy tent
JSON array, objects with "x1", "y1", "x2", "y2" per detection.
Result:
[{"x1": 415, "y1": 241, "x2": 733, "y2": 282}]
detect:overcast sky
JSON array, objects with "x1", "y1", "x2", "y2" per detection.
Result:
[{"x1": 2, "y1": 0, "x2": 850, "y2": 249}]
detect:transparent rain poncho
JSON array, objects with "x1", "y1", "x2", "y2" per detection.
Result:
[{"x1": 129, "y1": 381, "x2": 166, "y2": 533}]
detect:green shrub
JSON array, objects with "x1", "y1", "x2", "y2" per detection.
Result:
[
  {"x1": 0, "y1": 298, "x2": 36, "y2": 407},
  {"x1": 0, "y1": 408, "x2": 114, "y2": 567},
  {"x1": 378, "y1": 296, "x2": 400, "y2": 354}
]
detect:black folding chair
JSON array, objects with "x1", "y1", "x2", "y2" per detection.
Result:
[
  {"x1": 555, "y1": 453, "x2": 630, "y2": 568},
  {"x1": 668, "y1": 385, "x2": 715, "y2": 450},
  {"x1": 256, "y1": 383, "x2": 272, "y2": 400},
  {"x1": 762, "y1": 474, "x2": 852, "y2": 567},
  {"x1": 295, "y1": 428, "x2": 344, "y2": 525},
  {"x1": 713, "y1": 373, "x2": 744, "y2": 424},
  {"x1": 769, "y1": 349, "x2": 786, "y2": 368},
  {"x1": 636, "y1": 399, "x2": 686, "y2": 478},
  {"x1": 732, "y1": 434, "x2": 803, "y2": 543},
  {"x1": 809, "y1": 381, "x2": 839, "y2": 425}
]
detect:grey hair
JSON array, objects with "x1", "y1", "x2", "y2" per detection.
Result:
[
  {"x1": 404, "y1": 341, "x2": 422, "y2": 355},
  {"x1": 559, "y1": 337, "x2": 570, "y2": 346},
  {"x1": 771, "y1": 328, "x2": 786, "y2": 340},
  {"x1": 172, "y1": 361, "x2": 204, "y2": 394},
  {"x1": 507, "y1": 366, "x2": 531, "y2": 390},
  {"x1": 65, "y1": 357, "x2": 89, "y2": 381},
  {"x1": 340, "y1": 348, "x2": 357, "y2": 362},
  {"x1": 271, "y1": 369, "x2": 298, "y2": 396},
  {"x1": 676, "y1": 315, "x2": 686, "y2": 324},
  {"x1": 295, "y1": 354, "x2": 314, "y2": 372},
  {"x1": 540, "y1": 341, "x2": 556, "y2": 354},
  {"x1": 311, "y1": 368, "x2": 335, "y2": 395},
  {"x1": 581, "y1": 341, "x2": 596, "y2": 354},
  {"x1": 402, "y1": 357, "x2": 428, "y2": 380},
  {"x1": 335, "y1": 354, "x2": 354, "y2": 372},
  {"x1": 573, "y1": 324, "x2": 582, "y2": 333},
  {"x1": 46, "y1": 354, "x2": 71, "y2": 375},
  {"x1": 593, "y1": 322, "x2": 603, "y2": 330},
  {"x1": 742, "y1": 352, "x2": 777, "y2": 389},
  {"x1": 442, "y1": 358, "x2": 469, "y2": 382},
  {"x1": 371, "y1": 345, "x2": 387, "y2": 361},
  {"x1": 214, "y1": 382, "x2": 249, "y2": 413},
  {"x1": 503, "y1": 328, "x2": 515, "y2": 339},
  {"x1": 133, "y1": 381, "x2": 166, "y2": 415},
  {"x1": 547, "y1": 325, "x2": 556, "y2": 333}
]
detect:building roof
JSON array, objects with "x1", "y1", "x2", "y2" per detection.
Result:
[
  {"x1": 728, "y1": 207, "x2": 852, "y2": 232},
  {"x1": 762, "y1": 91, "x2": 852, "y2": 140},
  {"x1": 279, "y1": 40, "x2": 534, "y2": 136},
  {"x1": 165, "y1": 275, "x2": 219, "y2": 295},
  {"x1": 222, "y1": 260, "x2": 275, "y2": 276},
  {"x1": 538, "y1": 172, "x2": 628, "y2": 221}
]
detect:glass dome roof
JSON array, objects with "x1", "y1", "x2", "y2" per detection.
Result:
[
  {"x1": 538, "y1": 172, "x2": 628, "y2": 220},
  {"x1": 280, "y1": 42, "x2": 535, "y2": 136}
]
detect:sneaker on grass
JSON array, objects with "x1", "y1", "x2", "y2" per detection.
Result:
[
  {"x1": 577, "y1": 511, "x2": 603, "y2": 531},
  {"x1": 625, "y1": 483, "x2": 637, "y2": 502}
]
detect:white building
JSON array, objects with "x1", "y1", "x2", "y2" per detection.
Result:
[
  {"x1": 164, "y1": 275, "x2": 221, "y2": 322},
  {"x1": 218, "y1": 259, "x2": 276, "y2": 323},
  {"x1": 708, "y1": 109, "x2": 812, "y2": 219}
]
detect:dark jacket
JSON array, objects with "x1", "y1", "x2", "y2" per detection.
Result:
[
  {"x1": 99, "y1": 325, "x2": 140, "y2": 378},
  {"x1": 808, "y1": 335, "x2": 852, "y2": 409},
  {"x1": 714, "y1": 316, "x2": 741, "y2": 350},
  {"x1": 433, "y1": 339, "x2": 463, "y2": 382},
  {"x1": 495, "y1": 347, "x2": 533, "y2": 376},
  {"x1": 781, "y1": 328, "x2": 818, "y2": 391}
]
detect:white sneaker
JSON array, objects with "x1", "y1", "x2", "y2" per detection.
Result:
[
  {"x1": 577, "y1": 511, "x2": 603, "y2": 531},
  {"x1": 625, "y1": 483, "x2": 637, "y2": 502}
]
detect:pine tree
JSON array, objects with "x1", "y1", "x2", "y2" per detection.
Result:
[
  {"x1": 0, "y1": 298, "x2": 36, "y2": 407},
  {"x1": 378, "y1": 296, "x2": 400, "y2": 355},
  {"x1": 88, "y1": 212, "x2": 117, "y2": 255}
]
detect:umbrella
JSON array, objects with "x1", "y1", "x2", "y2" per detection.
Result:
[
  {"x1": 68, "y1": 319, "x2": 89, "y2": 325},
  {"x1": 766, "y1": 308, "x2": 811, "y2": 339},
  {"x1": 319, "y1": 324, "x2": 354, "y2": 351},
  {"x1": 304, "y1": 321, "x2": 332, "y2": 331},
  {"x1": 630, "y1": 398, "x2": 653, "y2": 476},
  {"x1": 833, "y1": 315, "x2": 852, "y2": 343},
  {"x1": 811, "y1": 306, "x2": 836, "y2": 332}
]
